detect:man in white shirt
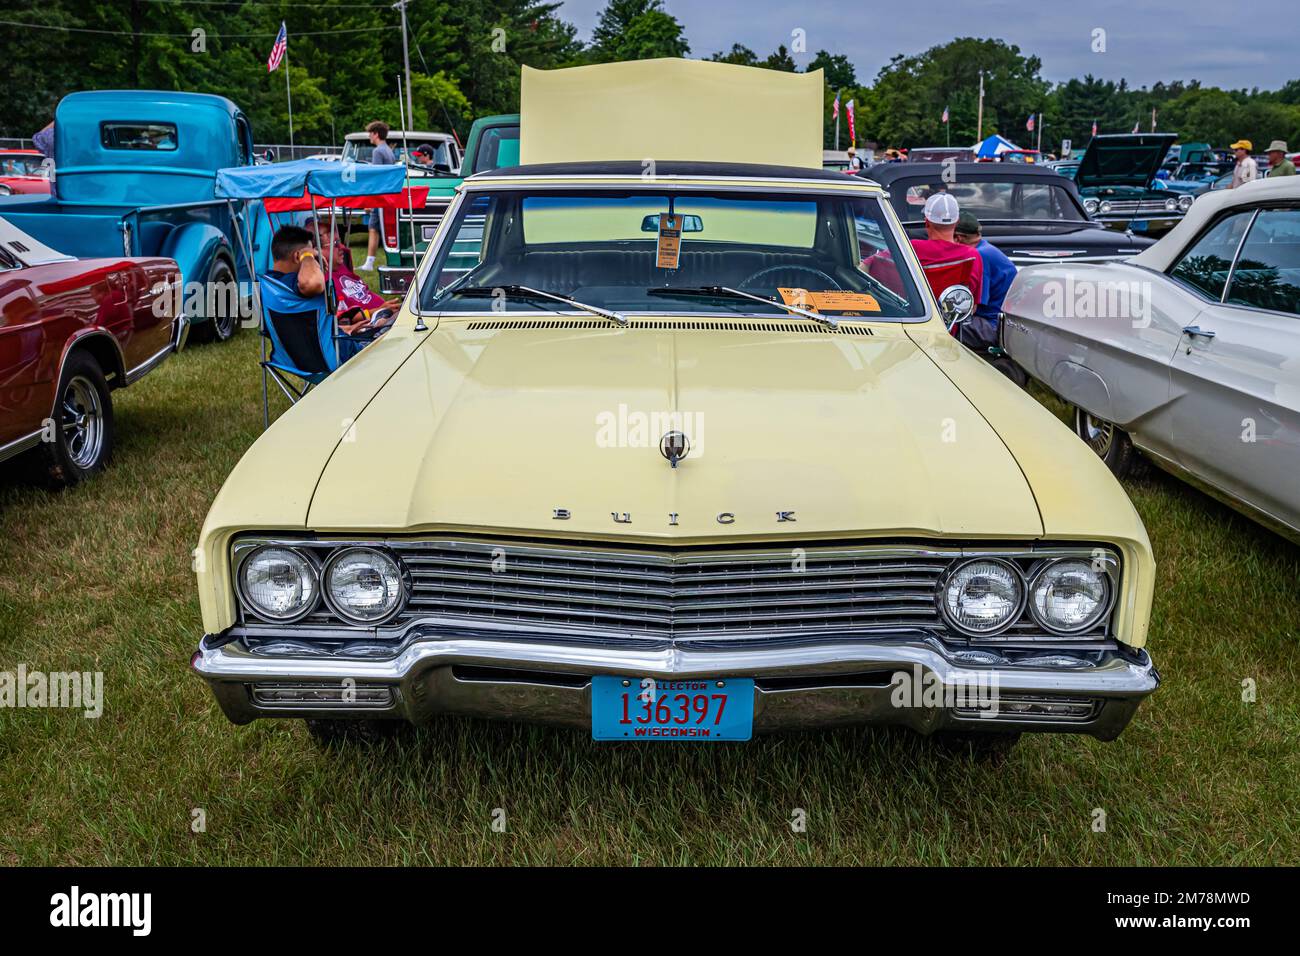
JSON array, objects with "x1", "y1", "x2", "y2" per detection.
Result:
[{"x1": 1229, "y1": 139, "x2": 1257, "y2": 188}]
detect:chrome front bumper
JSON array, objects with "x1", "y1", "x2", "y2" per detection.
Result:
[{"x1": 193, "y1": 627, "x2": 1159, "y2": 740}]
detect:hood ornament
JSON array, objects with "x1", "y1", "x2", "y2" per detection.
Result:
[{"x1": 659, "y1": 430, "x2": 690, "y2": 468}]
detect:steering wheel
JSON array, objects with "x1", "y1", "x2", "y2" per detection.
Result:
[{"x1": 737, "y1": 264, "x2": 842, "y2": 292}]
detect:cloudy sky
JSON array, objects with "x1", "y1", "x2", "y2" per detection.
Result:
[{"x1": 556, "y1": 0, "x2": 1290, "y2": 90}]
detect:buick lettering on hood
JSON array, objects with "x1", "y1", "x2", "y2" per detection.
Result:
[{"x1": 191, "y1": 60, "x2": 1158, "y2": 755}]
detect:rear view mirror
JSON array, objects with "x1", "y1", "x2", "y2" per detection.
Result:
[{"x1": 641, "y1": 215, "x2": 704, "y2": 233}]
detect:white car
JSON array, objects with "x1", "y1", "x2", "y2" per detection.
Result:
[{"x1": 1003, "y1": 176, "x2": 1300, "y2": 542}]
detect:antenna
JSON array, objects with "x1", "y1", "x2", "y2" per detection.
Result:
[{"x1": 397, "y1": 73, "x2": 428, "y2": 333}]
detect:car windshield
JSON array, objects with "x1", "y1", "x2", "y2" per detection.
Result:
[
  {"x1": 898, "y1": 180, "x2": 1086, "y2": 223},
  {"x1": 417, "y1": 187, "x2": 928, "y2": 320},
  {"x1": 1, "y1": 154, "x2": 46, "y2": 177},
  {"x1": 344, "y1": 138, "x2": 452, "y2": 167}
]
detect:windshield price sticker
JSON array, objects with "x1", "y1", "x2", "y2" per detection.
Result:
[
  {"x1": 656, "y1": 213, "x2": 683, "y2": 269},
  {"x1": 779, "y1": 287, "x2": 881, "y2": 314}
]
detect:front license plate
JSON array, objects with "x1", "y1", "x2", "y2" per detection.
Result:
[{"x1": 591, "y1": 676, "x2": 754, "y2": 741}]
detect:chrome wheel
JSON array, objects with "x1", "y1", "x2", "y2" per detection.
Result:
[
  {"x1": 61, "y1": 375, "x2": 105, "y2": 470},
  {"x1": 1078, "y1": 411, "x2": 1115, "y2": 459}
]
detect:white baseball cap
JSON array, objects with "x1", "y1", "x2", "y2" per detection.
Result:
[{"x1": 923, "y1": 192, "x2": 960, "y2": 225}]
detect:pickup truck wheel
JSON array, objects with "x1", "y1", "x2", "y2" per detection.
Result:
[
  {"x1": 42, "y1": 353, "x2": 115, "y2": 487},
  {"x1": 304, "y1": 718, "x2": 403, "y2": 748},
  {"x1": 1073, "y1": 407, "x2": 1136, "y2": 479},
  {"x1": 932, "y1": 731, "x2": 1021, "y2": 762},
  {"x1": 192, "y1": 256, "x2": 239, "y2": 343}
]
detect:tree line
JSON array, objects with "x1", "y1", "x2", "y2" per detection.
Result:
[{"x1": 3, "y1": 0, "x2": 1297, "y2": 152}]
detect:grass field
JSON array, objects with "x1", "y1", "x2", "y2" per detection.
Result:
[{"x1": 1, "y1": 327, "x2": 1298, "y2": 866}]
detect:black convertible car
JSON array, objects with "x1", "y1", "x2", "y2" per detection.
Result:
[{"x1": 858, "y1": 162, "x2": 1155, "y2": 265}]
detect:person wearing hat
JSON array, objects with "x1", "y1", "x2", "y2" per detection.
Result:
[
  {"x1": 847, "y1": 146, "x2": 863, "y2": 171},
  {"x1": 954, "y1": 212, "x2": 1015, "y2": 350},
  {"x1": 909, "y1": 191, "x2": 982, "y2": 304},
  {"x1": 1230, "y1": 140, "x2": 1258, "y2": 188},
  {"x1": 1265, "y1": 141, "x2": 1296, "y2": 178}
]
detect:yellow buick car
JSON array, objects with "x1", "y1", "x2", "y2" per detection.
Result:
[{"x1": 191, "y1": 61, "x2": 1158, "y2": 753}]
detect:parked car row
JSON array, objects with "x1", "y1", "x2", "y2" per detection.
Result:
[
  {"x1": 0, "y1": 89, "x2": 319, "y2": 487},
  {"x1": 1002, "y1": 175, "x2": 1300, "y2": 542},
  {"x1": 0, "y1": 216, "x2": 185, "y2": 484},
  {"x1": 10, "y1": 63, "x2": 1293, "y2": 759}
]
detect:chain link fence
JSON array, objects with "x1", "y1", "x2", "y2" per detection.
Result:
[
  {"x1": 254, "y1": 144, "x2": 342, "y2": 162},
  {"x1": 3, "y1": 137, "x2": 339, "y2": 163}
]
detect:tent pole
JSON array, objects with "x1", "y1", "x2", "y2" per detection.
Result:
[
  {"x1": 309, "y1": 192, "x2": 339, "y2": 367},
  {"x1": 397, "y1": 73, "x2": 427, "y2": 332}
]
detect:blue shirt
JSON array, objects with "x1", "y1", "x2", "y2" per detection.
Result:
[{"x1": 974, "y1": 239, "x2": 1017, "y2": 321}]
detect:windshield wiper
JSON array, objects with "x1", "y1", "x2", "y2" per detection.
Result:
[
  {"x1": 647, "y1": 285, "x2": 837, "y2": 328},
  {"x1": 445, "y1": 285, "x2": 627, "y2": 325}
]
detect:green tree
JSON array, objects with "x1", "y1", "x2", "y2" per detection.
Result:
[
  {"x1": 763, "y1": 45, "x2": 797, "y2": 73},
  {"x1": 709, "y1": 44, "x2": 760, "y2": 67},
  {"x1": 589, "y1": 0, "x2": 661, "y2": 58},
  {"x1": 807, "y1": 50, "x2": 857, "y2": 90},
  {"x1": 866, "y1": 38, "x2": 1049, "y2": 148},
  {"x1": 602, "y1": 10, "x2": 689, "y2": 61}
]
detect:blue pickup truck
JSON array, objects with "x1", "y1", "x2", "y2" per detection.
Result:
[{"x1": 0, "y1": 90, "x2": 284, "y2": 341}]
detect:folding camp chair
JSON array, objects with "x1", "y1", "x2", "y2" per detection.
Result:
[
  {"x1": 257, "y1": 273, "x2": 342, "y2": 428},
  {"x1": 920, "y1": 256, "x2": 976, "y2": 303}
]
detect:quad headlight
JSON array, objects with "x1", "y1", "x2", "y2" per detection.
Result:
[
  {"x1": 1099, "y1": 200, "x2": 1113, "y2": 215},
  {"x1": 1083, "y1": 198, "x2": 1100, "y2": 215},
  {"x1": 1178, "y1": 193, "x2": 1195, "y2": 211},
  {"x1": 237, "y1": 546, "x2": 319, "y2": 622},
  {"x1": 322, "y1": 547, "x2": 406, "y2": 625},
  {"x1": 939, "y1": 559, "x2": 1025, "y2": 636},
  {"x1": 1164, "y1": 197, "x2": 1179, "y2": 212},
  {"x1": 1028, "y1": 558, "x2": 1112, "y2": 633}
]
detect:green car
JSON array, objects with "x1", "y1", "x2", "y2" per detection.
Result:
[
  {"x1": 377, "y1": 115, "x2": 520, "y2": 295},
  {"x1": 1075, "y1": 133, "x2": 1194, "y2": 230}
]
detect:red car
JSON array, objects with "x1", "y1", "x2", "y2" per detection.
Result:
[
  {"x1": 0, "y1": 216, "x2": 185, "y2": 485},
  {"x1": 0, "y1": 148, "x2": 53, "y2": 196}
]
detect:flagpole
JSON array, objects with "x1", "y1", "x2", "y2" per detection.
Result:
[
  {"x1": 976, "y1": 71, "x2": 984, "y2": 142},
  {"x1": 284, "y1": 46, "x2": 295, "y2": 149}
]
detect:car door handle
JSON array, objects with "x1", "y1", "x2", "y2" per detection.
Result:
[{"x1": 1182, "y1": 325, "x2": 1216, "y2": 339}]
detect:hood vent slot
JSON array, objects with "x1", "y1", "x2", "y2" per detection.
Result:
[{"x1": 464, "y1": 318, "x2": 874, "y2": 335}]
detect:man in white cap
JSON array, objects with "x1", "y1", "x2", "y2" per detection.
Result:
[{"x1": 910, "y1": 191, "x2": 983, "y2": 303}]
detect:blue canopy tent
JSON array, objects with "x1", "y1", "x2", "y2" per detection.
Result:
[
  {"x1": 214, "y1": 157, "x2": 407, "y2": 201},
  {"x1": 974, "y1": 134, "x2": 1022, "y2": 160},
  {"x1": 214, "y1": 159, "x2": 409, "y2": 427}
]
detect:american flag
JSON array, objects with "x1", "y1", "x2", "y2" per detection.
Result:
[
  {"x1": 941, "y1": 105, "x2": 949, "y2": 124},
  {"x1": 267, "y1": 21, "x2": 287, "y2": 72},
  {"x1": 831, "y1": 92, "x2": 840, "y2": 121},
  {"x1": 1026, "y1": 113, "x2": 1035, "y2": 132}
]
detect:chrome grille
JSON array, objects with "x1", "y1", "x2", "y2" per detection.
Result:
[
  {"x1": 1097, "y1": 199, "x2": 1178, "y2": 216},
  {"x1": 236, "y1": 537, "x2": 1115, "y2": 643},
  {"x1": 400, "y1": 541, "x2": 948, "y2": 636}
]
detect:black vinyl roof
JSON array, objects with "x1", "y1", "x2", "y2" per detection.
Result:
[
  {"x1": 859, "y1": 162, "x2": 1069, "y2": 186},
  {"x1": 473, "y1": 161, "x2": 860, "y2": 182}
]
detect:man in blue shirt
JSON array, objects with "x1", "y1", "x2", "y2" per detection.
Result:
[{"x1": 954, "y1": 212, "x2": 1017, "y2": 351}]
